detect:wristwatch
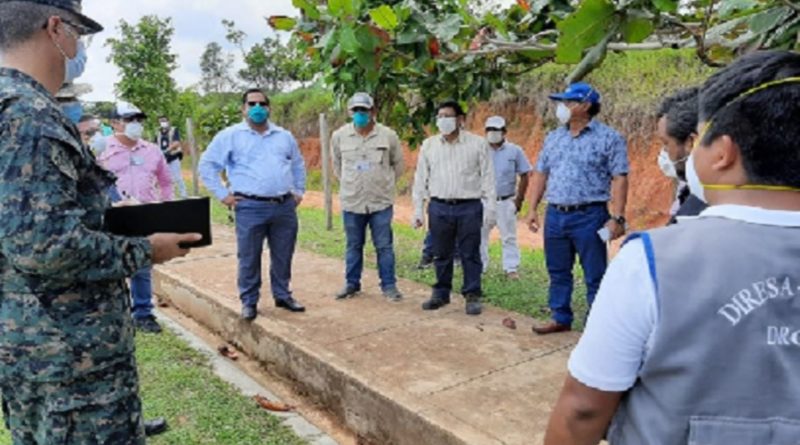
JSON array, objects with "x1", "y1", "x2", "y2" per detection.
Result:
[{"x1": 611, "y1": 215, "x2": 626, "y2": 225}]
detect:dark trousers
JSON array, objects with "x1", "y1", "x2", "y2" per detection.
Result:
[
  {"x1": 544, "y1": 204, "x2": 609, "y2": 326},
  {"x1": 343, "y1": 206, "x2": 397, "y2": 291},
  {"x1": 235, "y1": 199, "x2": 298, "y2": 307},
  {"x1": 428, "y1": 200, "x2": 483, "y2": 298}
]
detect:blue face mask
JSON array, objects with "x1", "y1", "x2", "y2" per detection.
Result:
[
  {"x1": 65, "y1": 40, "x2": 87, "y2": 84},
  {"x1": 353, "y1": 111, "x2": 371, "y2": 128},
  {"x1": 248, "y1": 105, "x2": 269, "y2": 125},
  {"x1": 62, "y1": 101, "x2": 83, "y2": 124}
]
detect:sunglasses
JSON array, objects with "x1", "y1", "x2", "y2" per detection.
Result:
[
  {"x1": 122, "y1": 116, "x2": 145, "y2": 123},
  {"x1": 247, "y1": 101, "x2": 269, "y2": 107},
  {"x1": 351, "y1": 107, "x2": 370, "y2": 113}
]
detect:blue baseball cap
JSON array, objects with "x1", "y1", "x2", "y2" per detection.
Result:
[
  {"x1": 1, "y1": 0, "x2": 104, "y2": 34},
  {"x1": 549, "y1": 82, "x2": 601, "y2": 104}
]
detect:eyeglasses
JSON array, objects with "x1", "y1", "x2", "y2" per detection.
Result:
[
  {"x1": 247, "y1": 101, "x2": 268, "y2": 107},
  {"x1": 122, "y1": 116, "x2": 145, "y2": 123},
  {"x1": 485, "y1": 127, "x2": 503, "y2": 132}
]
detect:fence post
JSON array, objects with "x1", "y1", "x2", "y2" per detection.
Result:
[
  {"x1": 320, "y1": 113, "x2": 333, "y2": 230},
  {"x1": 186, "y1": 118, "x2": 200, "y2": 197}
]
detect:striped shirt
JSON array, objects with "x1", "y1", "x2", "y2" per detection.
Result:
[{"x1": 412, "y1": 130, "x2": 496, "y2": 221}]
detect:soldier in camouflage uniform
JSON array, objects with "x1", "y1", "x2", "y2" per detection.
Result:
[{"x1": 0, "y1": 1, "x2": 200, "y2": 443}]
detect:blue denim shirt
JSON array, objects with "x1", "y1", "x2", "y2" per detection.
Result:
[
  {"x1": 199, "y1": 122, "x2": 307, "y2": 201},
  {"x1": 536, "y1": 120, "x2": 628, "y2": 205}
]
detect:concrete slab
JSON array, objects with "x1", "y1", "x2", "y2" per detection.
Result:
[{"x1": 153, "y1": 225, "x2": 575, "y2": 445}]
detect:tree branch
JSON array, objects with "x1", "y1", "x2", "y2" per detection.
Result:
[{"x1": 783, "y1": 0, "x2": 800, "y2": 12}]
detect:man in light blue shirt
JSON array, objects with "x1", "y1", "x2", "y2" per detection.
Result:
[
  {"x1": 523, "y1": 82, "x2": 629, "y2": 335},
  {"x1": 199, "y1": 88, "x2": 307, "y2": 321},
  {"x1": 481, "y1": 116, "x2": 532, "y2": 279}
]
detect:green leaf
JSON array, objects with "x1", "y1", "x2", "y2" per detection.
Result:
[
  {"x1": 651, "y1": 0, "x2": 678, "y2": 13},
  {"x1": 749, "y1": 7, "x2": 792, "y2": 34},
  {"x1": 621, "y1": 17, "x2": 654, "y2": 43},
  {"x1": 292, "y1": 0, "x2": 321, "y2": 20},
  {"x1": 719, "y1": 0, "x2": 758, "y2": 18},
  {"x1": 328, "y1": 0, "x2": 348, "y2": 18},
  {"x1": 269, "y1": 17, "x2": 297, "y2": 31},
  {"x1": 429, "y1": 14, "x2": 463, "y2": 42},
  {"x1": 369, "y1": 5, "x2": 399, "y2": 31},
  {"x1": 484, "y1": 12, "x2": 509, "y2": 38},
  {"x1": 340, "y1": 26, "x2": 360, "y2": 54},
  {"x1": 556, "y1": 0, "x2": 616, "y2": 63},
  {"x1": 355, "y1": 25, "x2": 379, "y2": 52}
]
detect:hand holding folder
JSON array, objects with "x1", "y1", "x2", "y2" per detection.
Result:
[{"x1": 104, "y1": 197, "x2": 213, "y2": 249}]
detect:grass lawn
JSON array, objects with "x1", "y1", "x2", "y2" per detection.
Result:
[
  {"x1": 0, "y1": 329, "x2": 306, "y2": 445},
  {"x1": 209, "y1": 197, "x2": 589, "y2": 328}
]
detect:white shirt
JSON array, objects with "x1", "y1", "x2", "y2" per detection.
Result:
[
  {"x1": 412, "y1": 131, "x2": 496, "y2": 222},
  {"x1": 568, "y1": 204, "x2": 800, "y2": 392}
]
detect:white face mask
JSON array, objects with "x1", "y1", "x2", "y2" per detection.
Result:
[
  {"x1": 437, "y1": 117, "x2": 458, "y2": 135},
  {"x1": 124, "y1": 122, "x2": 144, "y2": 141},
  {"x1": 657, "y1": 148, "x2": 679, "y2": 179},
  {"x1": 90, "y1": 133, "x2": 107, "y2": 155},
  {"x1": 486, "y1": 131, "x2": 504, "y2": 145},
  {"x1": 685, "y1": 152, "x2": 706, "y2": 203},
  {"x1": 159, "y1": 121, "x2": 169, "y2": 129},
  {"x1": 556, "y1": 102, "x2": 572, "y2": 125}
]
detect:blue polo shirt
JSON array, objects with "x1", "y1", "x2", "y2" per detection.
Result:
[
  {"x1": 535, "y1": 120, "x2": 628, "y2": 205},
  {"x1": 199, "y1": 121, "x2": 307, "y2": 201},
  {"x1": 492, "y1": 141, "x2": 532, "y2": 198}
]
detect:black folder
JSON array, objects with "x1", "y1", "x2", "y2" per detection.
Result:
[{"x1": 104, "y1": 197, "x2": 212, "y2": 248}]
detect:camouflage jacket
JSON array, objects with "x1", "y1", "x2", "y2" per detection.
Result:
[{"x1": 0, "y1": 68, "x2": 151, "y2": 393}]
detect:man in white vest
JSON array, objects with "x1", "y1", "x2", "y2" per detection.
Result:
[{"x1": 544, "y1": 50, "x2": 800, "y2": 444}]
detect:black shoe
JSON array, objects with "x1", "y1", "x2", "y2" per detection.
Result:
[
  {"x1": 382, "y1": 287, "x2": 403, "y2": 302},
  {"x1": 144, "y1": 417, "x2": 168, "y2": 436},
  {"x1": 241, "y1": 305, "x2": 257, "y2": 321},
  {"x1": 417, "y1": 255, "x2": 434, "y2": 270},
  {"x1": 335, "y1": 285, "x2": 360, "y2": 300},
  {"x1": 275, "y1": 297, "x2": 305, "y2": 312},
  {"x1": 465, "y1": 293, "x2": 482, "y2": 316},
  {"x1": 134, "y1": 316, "x2": 162, "y2": 334},
  {"x1": 422, "y1": 295, "x2": 450, "y2": 311}
]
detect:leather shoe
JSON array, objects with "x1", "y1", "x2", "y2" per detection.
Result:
[
  {"x1": 532, "y1": 321, "x2": 571, "y2": 335},
  {"x1": 335, "y1": 285, "x2": 360, "y2": 300},
  {"x1": 241, "y1": 305, "x2": 257, "y2": 321},
  {"x1": 134, "y1": 316, "x2": 162, "y2": 334},
  {"x1": 422, "y1": 295, "x2": 450, "y2": 311},
  {"x1": 465, "y1": 293, "x2": 482, "y2": 316},
  {"x1": 144, "y1": 417, "x2": 168, "y2": 436},
  {"x1": 276, "y1": 297, "x2": 305, "y2": 312}
]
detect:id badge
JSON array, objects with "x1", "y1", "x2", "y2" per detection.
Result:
[
  {"x1": 355, "y1": 160, "x2": 372, "y2": 172},
  {"x1": 131, "y1": 155, "x2": 145, "y2": 166}
]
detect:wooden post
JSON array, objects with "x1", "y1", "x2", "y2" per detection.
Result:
[
  {"x1": 186, "y1": 118, "x2": 200, "y2": 197},
  {"x1": 320, "y1": 113, "x2": 333, "y2": 230}
]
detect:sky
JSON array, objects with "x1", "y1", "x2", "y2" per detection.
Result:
[{"x1": 81, "y1": 0, "x2": 516, "y2": 102}]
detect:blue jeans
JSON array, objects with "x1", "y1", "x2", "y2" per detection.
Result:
[
  {"x1": 544, "y1": 204, "x2": 609, "y2": 326},
  {"x1": 131, "y1": 267, "x2": 153, "y2": 319},
  {"x1": 428, "y1": 200, "x2": 483, "y2": 298},
  {"x1": 343, "y1": 206, "x2": 396, "y2": 291},
  {"x1": 235, "y1": 199, "x2": 298, "y2": 307}
]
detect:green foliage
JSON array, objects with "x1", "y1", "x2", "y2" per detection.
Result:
[
  {"x1": 105, "y1": 15, "x2": 179, "y2": 134},
  {"x1": 267, "y1": 0, "x2": 799, "y2": 145},
  {"x1": 269, "y1": 85, "x2": 340, "y2": 138},
  {"x1": 200, "y1": 42, "x2": 235, "y2": 94}
]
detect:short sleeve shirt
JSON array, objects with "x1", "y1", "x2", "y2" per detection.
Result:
[
  {"x1": 535, "y1": 120, "x2": 629, "y2": 205},
  {"x1": 492, "y1": 141, "x2": 532, "y2": 198}
]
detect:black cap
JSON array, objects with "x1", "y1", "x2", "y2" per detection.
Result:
[{"x1": 0, "y1": 0, "x2": 103, "y2": 34}]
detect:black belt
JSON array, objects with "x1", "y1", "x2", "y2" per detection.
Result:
[
  {"x1": 234, "y1": 192, "x2": 292, "y2": 203},
  {"x1": 550, "y1": 202, "x2": 606, "y2": 212},
  {"x1": 498, "y1": 195, "x2": 514, "y2": 201},
  {"x1": 431, "y1": 197, "x2": 481, "y2": 205}
]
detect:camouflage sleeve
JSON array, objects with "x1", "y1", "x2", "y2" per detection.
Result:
[{"x1": 0, "y1": 126, "x2": 152, "y2": 283}]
